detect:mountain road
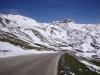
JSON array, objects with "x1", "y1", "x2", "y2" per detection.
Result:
[{"x1": 0, "y1": 53, "x2": 61, "y2": 75}]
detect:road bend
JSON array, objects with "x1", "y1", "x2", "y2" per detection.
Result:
[{"x1": 0, "y1": 53, "x2": 61, "y2": 75}]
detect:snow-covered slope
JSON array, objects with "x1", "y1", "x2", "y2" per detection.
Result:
[
  {"x1": 0, "y1": 13, "x2": 100, "y2": 59},
  {"x1": 0, "y1": 13, "x2": 100, "y2": 73}
]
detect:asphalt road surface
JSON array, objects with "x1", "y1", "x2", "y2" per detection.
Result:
[{"x1": 0, "y1": 53, "x2": 60, "y2": 75}]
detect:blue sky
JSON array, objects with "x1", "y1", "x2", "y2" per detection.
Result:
[{"x1": 0, "y1": 0, "x2": 100, "y2": 23}]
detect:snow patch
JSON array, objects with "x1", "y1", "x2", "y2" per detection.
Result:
[{"x1": 0, "y1": 41, "x2": 56, "y2": 58}]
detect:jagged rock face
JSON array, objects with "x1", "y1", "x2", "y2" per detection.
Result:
[{"x1": 0, "y1": 14, "x2": 100, "y2": 55}]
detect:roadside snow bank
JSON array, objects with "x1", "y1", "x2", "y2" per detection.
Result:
[{"x1": 0, "y1": 41, "x2": 56, "y2": 58}]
